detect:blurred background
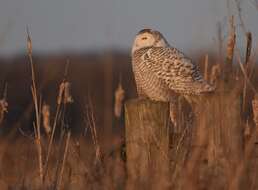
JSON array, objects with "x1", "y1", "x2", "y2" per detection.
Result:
[
  {"x1": 1, "y1": 0, "x2": 258, "y2": 55},
  {"x1": 1, "y1": 1, "x2": 258, "y2": 189},
  {"x1": 0, "y1": 0, "x2": 258, "y2": 133}
]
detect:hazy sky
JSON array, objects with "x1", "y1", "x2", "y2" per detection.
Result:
[{"x1": 0, "y1": 0, "x2": 258, "y2": 55}]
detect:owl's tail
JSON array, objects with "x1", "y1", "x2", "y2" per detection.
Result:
[{"x1": 194, "y1": 81, "x2": 216, "y2": 94}]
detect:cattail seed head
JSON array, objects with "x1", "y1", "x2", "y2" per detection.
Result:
[
  {"x1": 204, "y1": 54, "x2": 209, "y2": 81},
  {"x1": 0, "y1": 99, "x2": 8, "y2": 124},
  {"x1": 244, "y1": 120, "x2": 251, "y2": 138},
  {"x1": 226, "y1": 16, "x2": 236, "y2": 65},
  {"x1": 57, "y1": 81, "x2": 73, "y2": 105},
  {"x1": 95, "y1": 145, "x2": 103, "y2": 164},
  {"x1": 245, "y1": 32, "x2": 252, "y2": 65},
  {"x1": 210, "y1": 64, "x2": 221, "y2": 85},
  {"x1": 26, "y1": 28, "x2": 33, "y2": 56},
  {"x1": 64, "y1": 82, "x2": 73, "y2": 104},
  {"x1": 57, "y1": 82, "x2": 65, "y2": 105},
  {"x1": 42, "y1": 103, "x2": 51, "y2": 135},
  {"x1": 114, "y1": 83, "x2": 125, "y2": 118},
  {"x1": 252, "y1": 95, "x2": 258, "y2": 126}
]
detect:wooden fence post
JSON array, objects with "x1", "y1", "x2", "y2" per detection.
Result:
[
  {"x1": 186, "y1": 89, "x2": 243, "y2": 189},
  {"x1": 125, "y1": 99, "x2": 170, "y2": 190}
]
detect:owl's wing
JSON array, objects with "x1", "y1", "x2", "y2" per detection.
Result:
[{"x1": 143, "y1": 47, "x2": 214, "y2": 95}]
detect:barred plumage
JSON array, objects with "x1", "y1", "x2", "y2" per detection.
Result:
[
  {"x1": 132, "y1": 29, "x2": 215, "y2": 101},
  {"x1": 131, "y1": 29, "x2": 215, "y2": 126}
]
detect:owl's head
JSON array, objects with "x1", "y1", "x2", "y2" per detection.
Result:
[{"x1": 132, "y1": 29, "x2": 169, "y2": 54}]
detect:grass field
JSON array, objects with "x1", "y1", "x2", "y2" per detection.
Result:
[{"x1": 0, "y1": 11, "x2": 258, "y2": 190}]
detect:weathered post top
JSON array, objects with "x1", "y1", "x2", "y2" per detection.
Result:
[{"x1": 125, "y1": 98, "x2": 170, "y2": 190}]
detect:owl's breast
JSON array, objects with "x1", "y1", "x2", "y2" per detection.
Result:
[{"x1": 132, "y1": 54, "x2": 171, "y2": 102}]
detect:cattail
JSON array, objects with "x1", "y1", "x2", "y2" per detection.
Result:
[
  {"x1": 217, "y1": 22, "x2": 223, "y2": 64},
  {"x1": 244, "y1": 119, "x2": 251, "y2": 138},
  {"x1": 252, "y1": 95, "x2": 258, "y2": 127},
  {"x1": 245, "y1": 32, "x2": 252, "y2": 65},
  {"x1": 64, "y1": 82, "x2": 73, "y2": 104},
  {"x1": 26, "y1": 27, "x2": 32, "y2": 56},
  {"x1": 0, "y1": 99, "x2": 8, "y2": 124},
  {"x1": 95, "y1": 145, "x2": 103, "y2": 164},
  {"x1": 114, "y1": 81, "x2": 125, "y2": 118},
  {"x1": 42, "y1": 102, "x2": 51, "y2": 135},
  {"x1": 26, "y1": 27, "x2": 43, "y2": 184},
  {"x1": 57, "y1": 81, "x2": 73, "y2": 105},
  {"x1": 204, "y1": 54, "x2": 209, "y2": 81},
  {"x1": 0, "y1": 83, "x2": 8, "y2": 125},
  {"x1": 210, "y1": 64, "x2": 221, "y2": 85},
  {"x1": 226, "y1": 15, "x2": 236, "y2": 66},
  {"x1": 242, "y1": 33, "x2": 252, "y2": 111},
  {"x1": 57, "y1": 82, "x2": 65, "y2": 105}
]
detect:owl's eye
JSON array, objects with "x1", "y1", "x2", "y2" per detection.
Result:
[{"x1": 141, "y1": 37, "x2": 148, "y2": 40}]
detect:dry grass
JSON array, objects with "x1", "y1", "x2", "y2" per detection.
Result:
[
  {"x1": 0, "y1": 5, "x2": 258, "y2": 190},
  {"x1": 0, "y1": 50, "x2": 257, "y2": 190}
]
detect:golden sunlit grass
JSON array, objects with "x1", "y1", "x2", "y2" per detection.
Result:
[{"x1": 0, "y1": 3, "x2": 258, "y2": 190}]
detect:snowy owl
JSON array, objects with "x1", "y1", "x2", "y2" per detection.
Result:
[{"x1": 131, "y1": 29, "x2": 215, "y2": 126}]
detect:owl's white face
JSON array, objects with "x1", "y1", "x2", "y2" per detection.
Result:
[{"x1": 132, "y1": 29, "x2": 168, "y2": 54}]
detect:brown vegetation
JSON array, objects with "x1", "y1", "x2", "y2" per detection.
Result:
[{"x1": 0, "y1": 5, "x2": 258, "y2": 190}]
